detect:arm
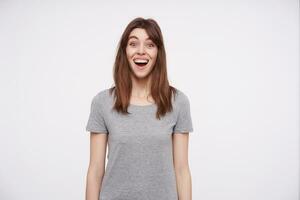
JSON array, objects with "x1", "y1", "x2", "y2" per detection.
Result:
[
  {"x1": 172, "y1": 132, "x2": 192, "y2": 200},
  {"x1": 85, "y1": 132, "x2": 108, "y2": 200}
]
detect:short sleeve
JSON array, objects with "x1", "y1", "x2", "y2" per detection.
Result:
[
  {"x1": 85, "y1": 95, "x2": 108, "y2": 134},
  {"x1": 173, "y1": 93, "x2": 194, "y2": 134}
]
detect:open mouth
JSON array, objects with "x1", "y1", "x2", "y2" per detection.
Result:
[{"x1": 133, "y1": 58, "x2": 149, "y2": 67}]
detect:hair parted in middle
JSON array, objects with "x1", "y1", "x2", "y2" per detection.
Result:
[{"x1": 109, "y1": 17, "x2": 178, "y2": 120}]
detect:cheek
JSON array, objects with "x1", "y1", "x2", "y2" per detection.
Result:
[
  {"x1": 126, "y1": 48, "x2": 134, "y2": 59},
  {"x1": 150, "y1": 50, "x2": 158, "y2": 61}
]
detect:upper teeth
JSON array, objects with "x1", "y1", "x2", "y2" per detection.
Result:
[{"x1": 134, "y1": 59, "x2": 148, "y2": 63}]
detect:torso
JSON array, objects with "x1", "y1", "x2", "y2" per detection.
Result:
[{"x1": 89, "y1": 87, "x2": 188, "y2": 200}]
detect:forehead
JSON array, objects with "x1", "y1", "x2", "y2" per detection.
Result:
[{"x1": 128, "y1": 28, "x2": 151, "y2": 41}]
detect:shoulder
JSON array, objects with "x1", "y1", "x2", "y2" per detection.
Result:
[
  {"x1": 173, "y1": 88, "x2": 191, "y2": 106},
  {"x1": 91, "y1": 87, "x2": 114, "y2": 104},
  {"x1": 94, "y1": 87, "x2": 114, "y2": 99}
]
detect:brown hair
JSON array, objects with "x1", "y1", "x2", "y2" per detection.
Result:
[{"x1": 109, "y1": 17, "x2": 178, "y2": 120}]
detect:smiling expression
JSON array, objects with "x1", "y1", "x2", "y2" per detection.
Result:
[{"x1": 126, "y1": 28, "x2": 158, "y2": 79}]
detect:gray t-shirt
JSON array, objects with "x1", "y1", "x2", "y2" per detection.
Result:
[{"x1": 86, "y1": 87, "x2": 193, "y2": 200}]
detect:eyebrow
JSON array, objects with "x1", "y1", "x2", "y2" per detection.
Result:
[{"x1": 128, "y1": 35, "x2": 152, "y2": 41}]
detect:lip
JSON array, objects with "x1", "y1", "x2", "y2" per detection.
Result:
[
  {"x1": 133, "y1": 57, "x2": 149, "y2": 60},
  {"x1": 133, "y1": 61, "x2": 148, "y2": 70},
  {"x1": 133, "y1": 57, "x2": 149, "y2": 62}
]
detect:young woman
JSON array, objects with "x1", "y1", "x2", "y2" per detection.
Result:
[{"x1": 85, "y1": 17, "x2": 194, "y2": 200}]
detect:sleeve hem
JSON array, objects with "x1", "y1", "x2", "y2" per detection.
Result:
[
  {"x1": 173, "y1": 128, "x2": 193, "y2": 134},
  {"x1": 86, "y1": 128, "x2": 108, "y2": 134}
]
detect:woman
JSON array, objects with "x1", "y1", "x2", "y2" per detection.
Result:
[{"x1": 85, "y1": 17, "x2": 194, "y2": 200}]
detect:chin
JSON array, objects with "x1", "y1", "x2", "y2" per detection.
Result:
[
  {"x1": 132, "y1": 70, "x2": 151, "y2": 79},
  {"x1": 132, "y1": 68, "x2": 153, "y2": 79}
]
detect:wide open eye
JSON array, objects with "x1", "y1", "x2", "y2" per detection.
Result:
[
  {"x1": 147, "y1": 43, "x2": 155, "y2": 48},
  {"x1": 129, "y1": 42, "x2": 136, "y2": 47}
]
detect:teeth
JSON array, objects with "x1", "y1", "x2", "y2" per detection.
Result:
[{"x1": 134, "y1": 59, "x2": 149, "y2": 64}]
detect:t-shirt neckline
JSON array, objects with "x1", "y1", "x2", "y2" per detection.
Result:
[{"x1": 129, "y1": 103, "x2": 156, "y2": 108}]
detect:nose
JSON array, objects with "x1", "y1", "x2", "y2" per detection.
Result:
[{"x1": 137, "y1": 44, "x2": 145, "y2": 54}]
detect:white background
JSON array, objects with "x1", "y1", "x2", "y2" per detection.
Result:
[{"x1": 0, "y1": 0, "x2": 299, "y2": 199}]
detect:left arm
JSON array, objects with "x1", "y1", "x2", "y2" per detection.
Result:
[{"x1": 172, "y1": 132, "x2": 192, "y2": 200}]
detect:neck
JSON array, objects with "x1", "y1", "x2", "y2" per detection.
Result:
[{"x1": 131, "y1": 75, "x2": 152, "y2": 98}]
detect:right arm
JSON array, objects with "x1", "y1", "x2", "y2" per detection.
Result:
[{"x1": 85, "y1": 132, "x2": 108, "y2": 200}]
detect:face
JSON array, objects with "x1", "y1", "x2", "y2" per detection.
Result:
[{"x1": 126, "y1": 28, "x2": 158, "y2": 79}]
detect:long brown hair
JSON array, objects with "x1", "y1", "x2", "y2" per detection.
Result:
[{"x1": 109, "y1": 17, "x2": 177, "y2": 120}]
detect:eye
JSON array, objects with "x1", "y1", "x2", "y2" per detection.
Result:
[
  {"x1": 147, "y1": 43, "x2": 155, "y2": 48},
  {"x1": 129, "y1": 42, "x2": 136, "y2": 47}
]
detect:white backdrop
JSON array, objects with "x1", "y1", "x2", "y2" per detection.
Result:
[{"x1": 0, "y1": 0, "x2": 298, "y2": 199}]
